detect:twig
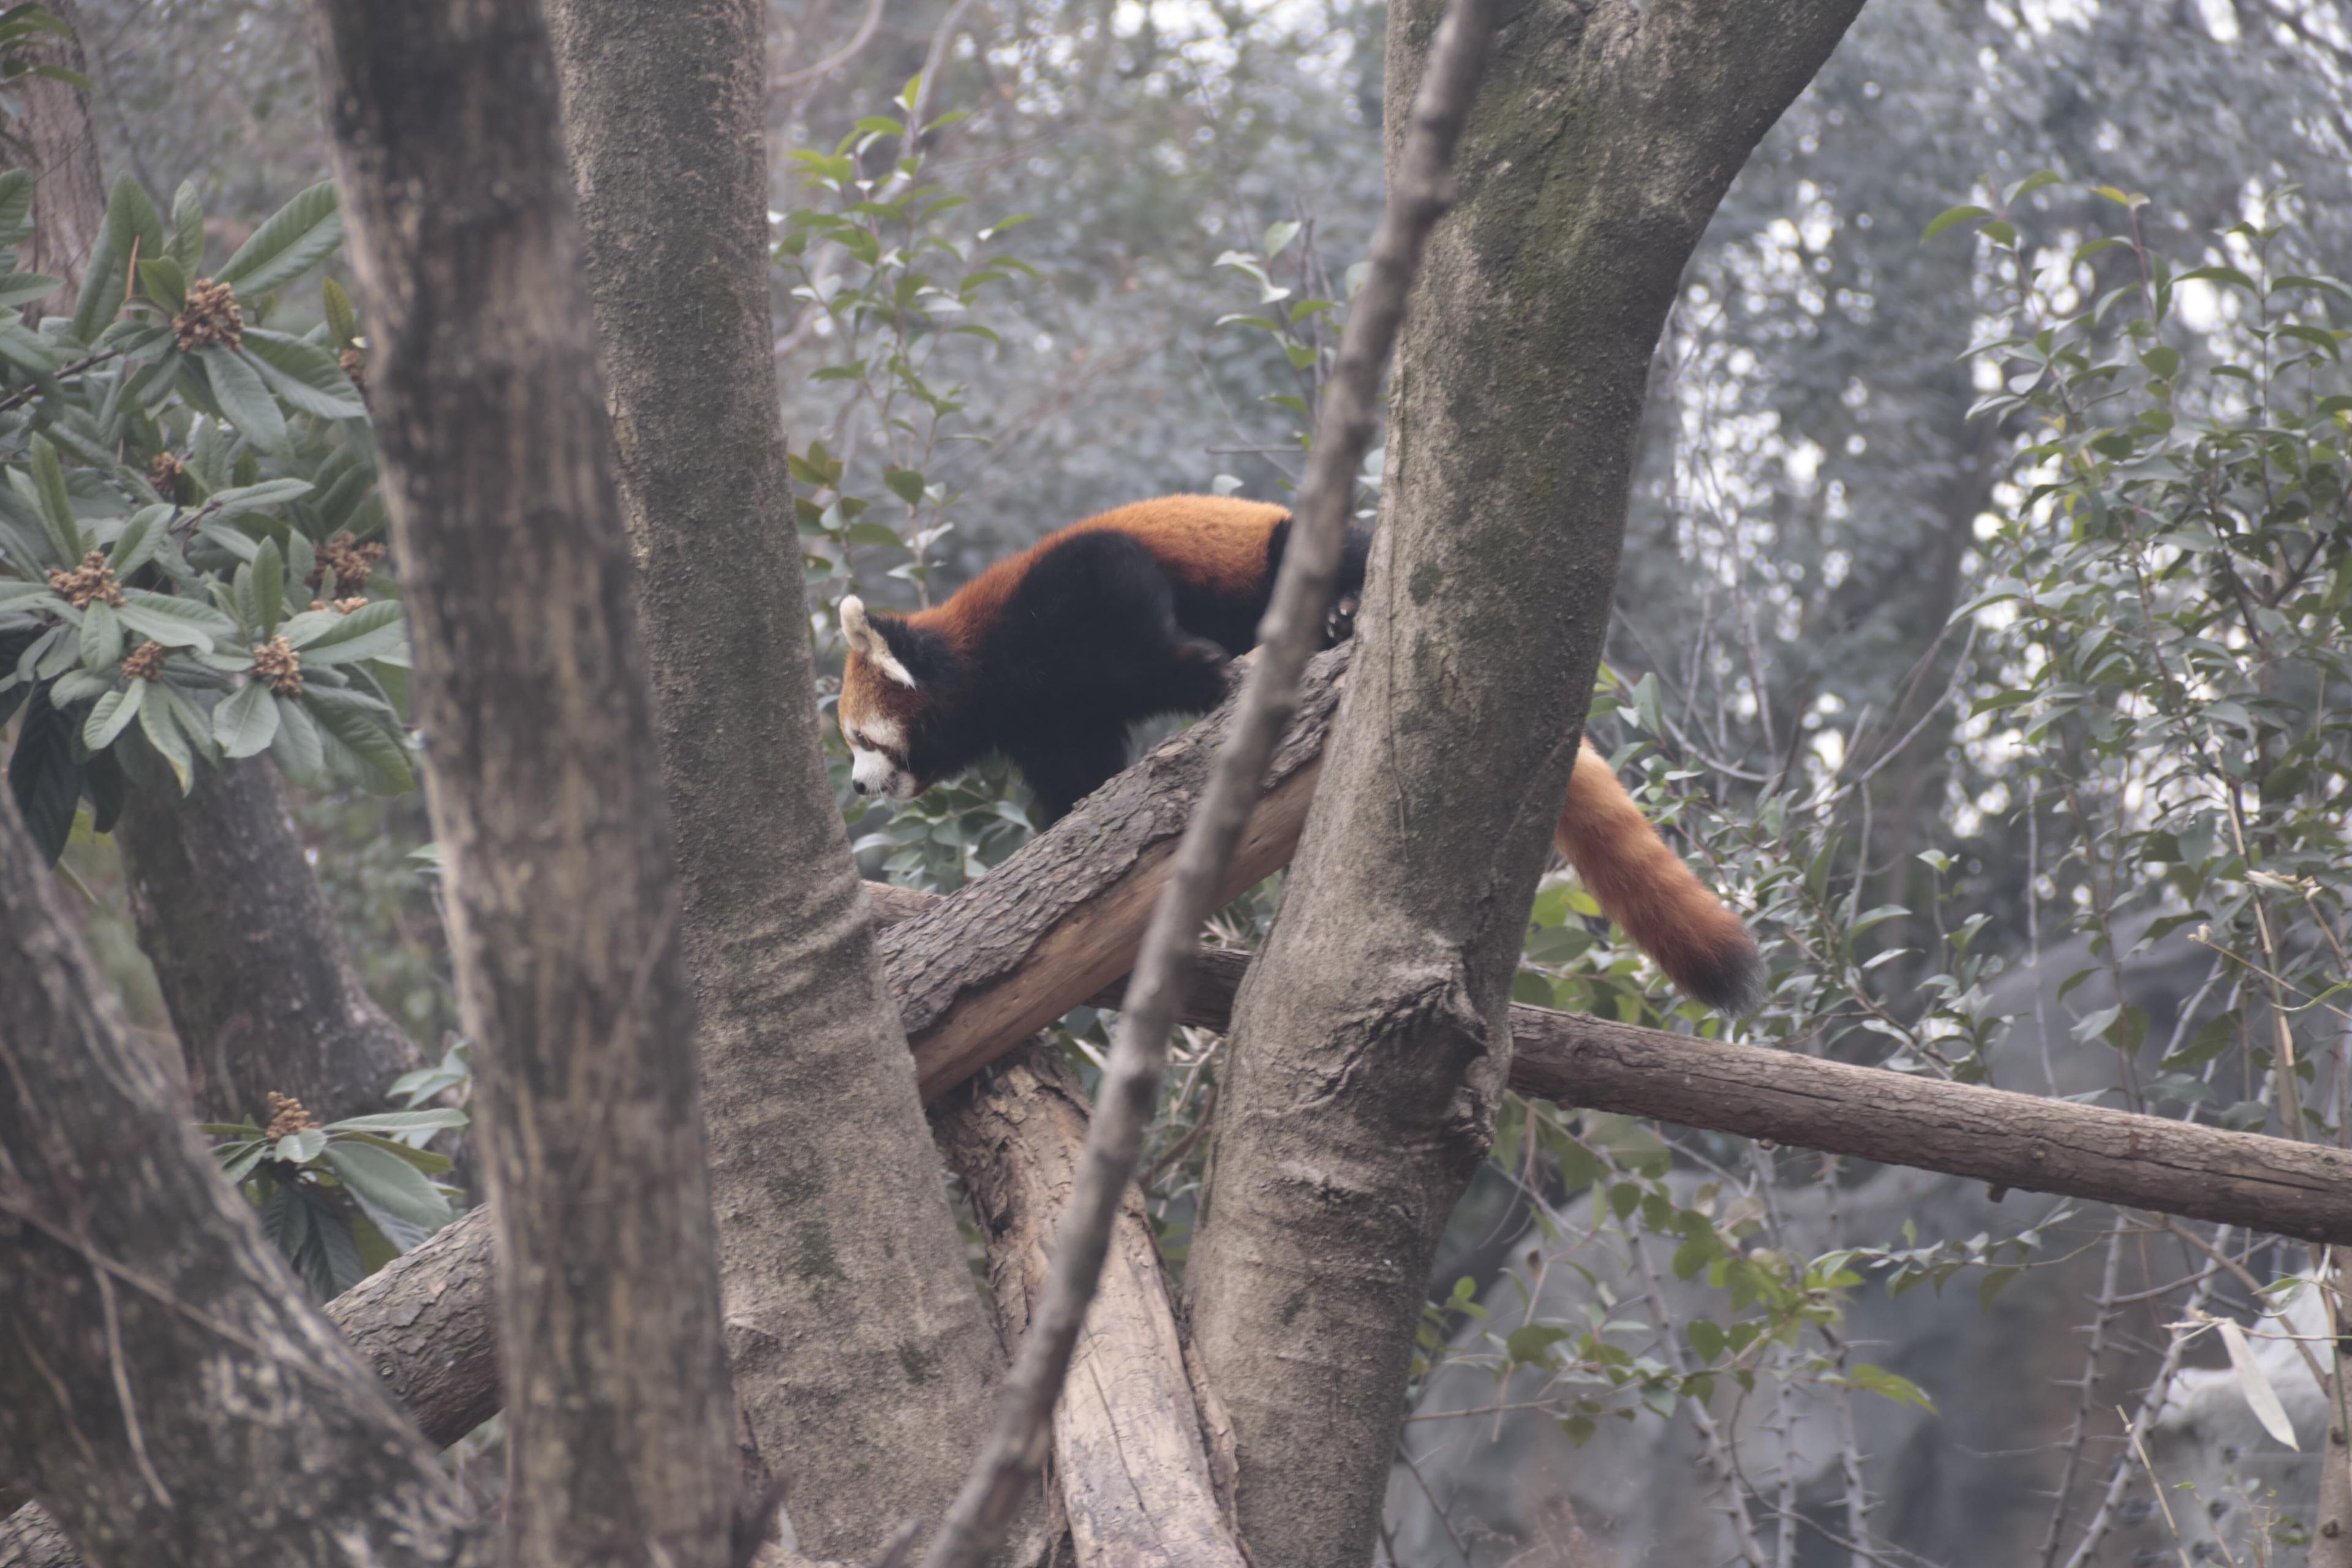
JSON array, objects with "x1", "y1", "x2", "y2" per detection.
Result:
[
  {"x1": 772, "y1": 0, "x2": 891, "y2": 90},
  {"x1": 0, "y1": 345, "x2": 124, "y2": 414},
  {"x1": 911, "y1": 0, "x2": 1499, "y2": 1558}
]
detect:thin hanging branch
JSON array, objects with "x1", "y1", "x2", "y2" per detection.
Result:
[{"x1": 913, "y1": 0, "x2": 1501, "y2": 1558}]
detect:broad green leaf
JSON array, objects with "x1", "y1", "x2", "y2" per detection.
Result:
[
  {"x1": 200, "y1": 347, "x2": 288, "y2": 454},
  {"x1": 293, "y1": 600, "x2": 407, "y2": 666},
  {"x1": 325, "y1": 1109, "x2": 469, "y2": 1134},
  {"x1": 304, "y1": 691, "x2": 413, "y2": 793},
  {"x1": 213, "y1": 679, "x2": 279, "y2": 759},
  {"x1": 0, "y1": 315, "x2": 56, "y2": 371},
  {"x1": 168, "y1": 180, "x2": 204, "y2": 272},
  {"x1": 137, "y1": 687, "x2": 192, "y2": 790},
  {"x1": 271, "y1": 692, "x2": 323, "y2": 782},
  {"x1": 0, "y1": 168, "x2": 31, "y2": 243},
  {"x1": 108, "y1": 505, "x2": 170, "y2": 578},
  {"x1": 78, "y1": 599, "x2": 121, "y2": 669},
  {"x1": 208, "y1": 477, "x2": 315, "y2": 518},
  {"x1": 27, "y1": 434, "x2": 81, "y2": 563},
  {"x1": 217, "y1": 182, "x2": 342, "y2": 295},
  {"x1": 135, "y1": 255, "x2": 186, "y2": 314},
  {"x1": 81, "y1": 680, "x2": 144, "y2": 748},
  {"x1": 323, "y1": 1139, "x2": 452, "y2": 1240},
  {"x1": 67, "y1": 175, "x2": 163, "y2": 344},
  {"x1": 252, "y1": 535, "x2": 284, "y2": 636},
  {"x1": 883, "y1": 466, "x2": 926, "y2": 505},
  {"x1": 0, "y1": 270, "x2": 62, "y2": 309},
  {"x1": 118, "y1": 589, "x2": 236, "y2": 650},
  {"x1": 239, "y1": 329, "x2": 364, "y2": 420},
  {"x1": 275, "y1": 1127, "x2": 329, "y2": 1164}
]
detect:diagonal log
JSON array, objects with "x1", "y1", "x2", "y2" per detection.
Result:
[{"x1": 932, "y1": 1045, "x2": 1247, "y2": 1568}]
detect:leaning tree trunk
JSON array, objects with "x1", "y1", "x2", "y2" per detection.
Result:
[
  {"x1": 538, "y1": 2, "x2": 1027, "y2": 1557},
  {"x1": 1180, "y1": 3, "x2": 1867, "y2": 1563},
  {"x1": 311, "y1": 3, "x2": 739, "y2": 1567},
  {"x1": 11, "y1": 0, "x2": 102, "y2": 318},
  {"x1": 0, "y1": 788, "x2": 483, "y2": 1568},
  {"x1": 116, "y1": 757, "x2": 422, "y2": 1124}
]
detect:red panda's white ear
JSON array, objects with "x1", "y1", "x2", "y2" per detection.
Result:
[{"x1": 839, "y1": 596, "x2": 918, "y2": 688}]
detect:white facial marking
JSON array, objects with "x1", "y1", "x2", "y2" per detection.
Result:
[
  {"x1": 840, "y1": 595, "x2": 919, "y2": 688},
  {"x1": 862, "y1": 716, "x2": 904, "y2": 752},
  {"x1": 850, "y1": 745, "x2": 900, "y2": 797}
]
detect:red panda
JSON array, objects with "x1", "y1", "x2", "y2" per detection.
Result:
[{"x1": 837, "y1": 494, "x2": 1763, "y2": 1014}]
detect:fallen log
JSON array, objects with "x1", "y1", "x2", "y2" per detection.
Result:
[{"x1": 932, "y1": 1046, "x2": 1246, "y2": 1568}]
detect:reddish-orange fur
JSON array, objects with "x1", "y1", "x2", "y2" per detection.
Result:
[
  {"x1": 1555, "y1": 739, "x2": 1761, "y2": 1014},
  {"x1": 911, "y1": 496, "x2": 1288, "y2": 652}
]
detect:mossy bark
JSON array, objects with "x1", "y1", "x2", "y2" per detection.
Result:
[
  {"x1": 1180, "y1": 4, "x2": 1866, "y2": 1563},
  {"x1": 310, "y1": 3, "x2": 738, "y2": 1566},
  {"x1": 537, "y1": 2, "x2": 1027, "y2": 1558}
]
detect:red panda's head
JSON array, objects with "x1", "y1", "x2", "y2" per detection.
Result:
[{"x1": 838, "y1": 595, "x2": 934, "y2": 802}]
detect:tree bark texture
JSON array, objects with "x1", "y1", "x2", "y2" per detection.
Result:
[
  {"x1": 0, "y1": 788, "x2": 483, "y2": 1568},
  {"x1": 310, "y1": 4, "x2": 737, "y2": 1567},
  {"x1": 1181, "y1": 4, "x2": 1868, "y2": 1562},
  {"x1": 932, "y1": 1044, "x2": 1246, "y2": 1568},
  {"x1": 537, "y1": 2, "x2": 1022, "y2": 1556},
  {"x1": 10, "y1": 0, "x2": 102, "y2": 319},
  {"x1": 116, "y1": 756, "x2": 423, "y2": 1124}
]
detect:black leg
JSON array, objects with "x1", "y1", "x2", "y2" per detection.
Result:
[{"x1": 1015, "y1": 725, "x2": 1132, "y2": 826}]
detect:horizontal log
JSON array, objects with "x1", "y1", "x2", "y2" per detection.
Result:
[{"x1": 872, "y1": 893, "x2": 2352, "y2": 1246}]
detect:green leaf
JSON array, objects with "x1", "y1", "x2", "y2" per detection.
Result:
[
  {"x1": 322, "y1": 1140, "x2": 451, "y2": 1247},
  {"x1": 137, "y1": 685, "x2": 192, "y2": 790},
  {"x1": 322, "y1": 276, "x2": 360, "y2": 350},
  {"x1": 81, "y1": 680, "x2": 144, "y2": 748},
  {"x1": 275, "y1": 1128, "x2": 329, "y2": 1164},
  {"x1": 0, "y1": 168, "x2": 31, "y2": 244},
  {"x1": 116, "y1": 590, "x2": 233, "y2": 652},
  {"x1": 883, "y1": 466, "x2": 927, "y2": 505},
  {"x1": 69, "y1": 175, "x2": 165, "y2": 344},
  {"x1": 0, "y1": 315, "x2": 56, "y2": 371},
  {"x1": 28, "y1": 434, "x2": 81, "y2": 563},
  {"x1": 199, "y1": 347, "x2": 289, "y2": 454},
  {"x1": 1262, "y1": 219, "x2": 1302, "y2": 258},
  {"x1": 78, "y1": 598, "x2": 121, "y2": 669},
  {"x1": 135, "y1": 255, "x2": 186, "y2": 314},
  {"x1": 284, "y1": 600, "x2": 405, "y2": 664},
  {"x1": 213, "y1": 679, "x2": 279, "y2": 759},
  {"x1": 1502, "y1": 1324, "x2": 1570, "y2": 1365},
  {"x1": 167, "y1": 180, "x2": 204, "y2": 273},
  {"x1": 2177, "y1": 264, "x2": 2259, "y2": 293},
  {"x1": 216, "y1": 182, "x2": 342, "y2": 295},
  {"x1": 239, "y1": 329, "x2": 364, "y2": 420},
  {"x1": 271, "y1": 692, "x2": 323, "y2": 782},
  {"x1": 325, "y1": 1109, "x2": 469, "y2": 1135},
  {"x1": 108, "y1": 504, "x2": 170, "y2": 578},
  {"x1": 303, "y1": 691, "x2": 413, "y2": 794},
  {"x1": 207, "y1": 477, "x2": 315, "y2": 518},
  {"x1": 7, "y1": 691, "x2": 79, "y2": 862},
  {"x1": 252, "y1": 535, "x2": 284, "y2": 636},
  {"x1": 1921, "y1": 205, "x2": 1991, "y2": 242},
  {"x1": 0, "y1": 270, "x2": 62, "y2": 309},
  {"x1": 1845, "y1": 1362, "x2": 1936, "y2": 1411},
  {"x1": 2002, "y1": 170, "x2": 2062, "y2": 205}
]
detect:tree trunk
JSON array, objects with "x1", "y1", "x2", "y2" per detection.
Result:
[
  {"x1": 11, "y1": 0, "x2": 102, "y2": 318},
  {"x1": 0, "y1": 788, "x2": 483, "y2": 1568},
  {"x1": 535, "y1": 1, "x2": 1026, "y2": 1557},
  {"x1": 116, "y1": 757, "x2": 422, "y2": 1124},
  {"x1": 1180, "y1": 4, "x2": 1866, "y2": 1562},
  {"x1": 310, "y1": 4, "x2": 737, "y2": 1567}
]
